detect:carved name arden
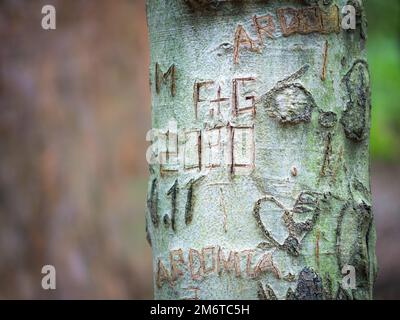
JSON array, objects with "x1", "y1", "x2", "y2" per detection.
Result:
[
  {"x1": 156, "y1": 246, "x2": 280, "y2": 288},
  {"x1": 234, "y1": 5, "x2": 340, "y2": 63}
]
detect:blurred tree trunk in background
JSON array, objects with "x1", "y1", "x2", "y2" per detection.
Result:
[
  {"x1": 146, "y1": 0, "x2": 377, "y2": 299},
  {"x1": 0, "y1": 0, "x2": 152, "y2": 299}
]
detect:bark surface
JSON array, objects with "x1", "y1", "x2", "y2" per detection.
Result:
[{"x1": 146, "y1": 0, "x2": 377, "y2": 299}]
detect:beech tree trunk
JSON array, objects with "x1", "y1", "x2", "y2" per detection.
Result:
[{"x1": 146, "y1": 0, "x2": 377, "y2": 300}]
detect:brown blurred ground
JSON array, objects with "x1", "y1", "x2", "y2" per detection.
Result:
[{"x1": 0, "y1": 0, "x2": 398, "y2": 299}]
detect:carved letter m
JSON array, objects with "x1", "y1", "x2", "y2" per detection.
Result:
[{"x1": 155, "y1": 63, "x2": 176, "y2": 97}]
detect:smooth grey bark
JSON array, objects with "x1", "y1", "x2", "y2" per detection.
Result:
[{"x1": 146, "y1": 0, "x2": 377, "y2": 300}]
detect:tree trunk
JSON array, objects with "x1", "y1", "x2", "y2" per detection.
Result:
[{"x1": 146, "y1": 0, "x2": 377, "y2": 300}]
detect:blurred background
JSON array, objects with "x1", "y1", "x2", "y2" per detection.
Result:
[{"x1": 0, "y1": 0, "x2": 398, "y2": 299}]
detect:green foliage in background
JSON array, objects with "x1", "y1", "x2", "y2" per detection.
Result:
[{"x1": 367, "y1": 0, "x2": 400, "y2": 161}]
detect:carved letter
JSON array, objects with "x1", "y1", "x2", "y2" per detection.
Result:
[
  {"x1": 189, "y1": 248, "x2": 203, "y2": 280},
  {"x1": 155, "y1": 63, "x2": 176, "y2": 96},
  {"x1": 170, "y1": 249, "x2": 185, "y2": 281},
  {"x1": 156, "y1": 258, "x2": 171, "y2": 288},
  {"x1": 252, "y1": 14, "x2": 275, "y2": 44},
  {"x1": 233, "y1": 25, "x2": 259, "y2": 64}
]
